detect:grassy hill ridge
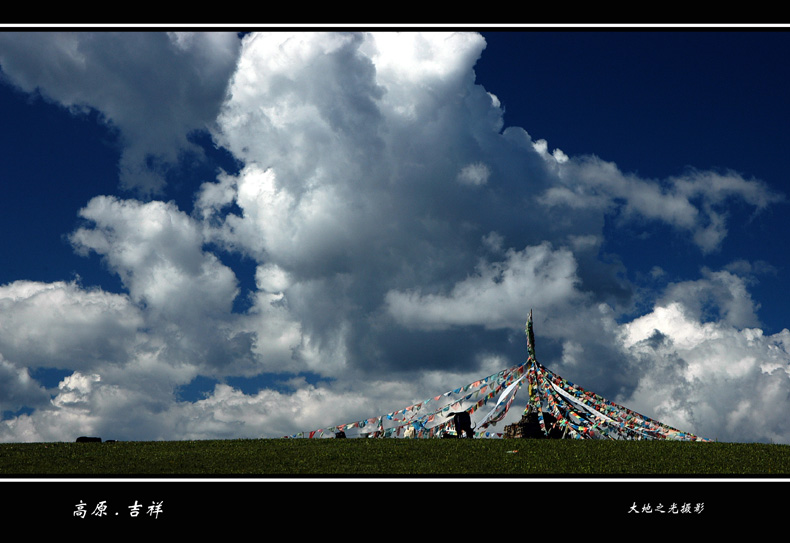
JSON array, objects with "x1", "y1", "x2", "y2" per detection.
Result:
[{"x1": 1, "y1": 438, "x2": 788, "y2": 476}]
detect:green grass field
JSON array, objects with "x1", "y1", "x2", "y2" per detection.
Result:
[{"x1": 1, "y1": 438, "x2": 789, "y2": 477}]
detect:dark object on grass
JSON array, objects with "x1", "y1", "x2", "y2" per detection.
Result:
[
  {"x1": 448, "y1": 411, "x2": 474, "y2": 439},
  {"x1": 76, "y1": 436, "x2": 102, "y2": 443},
  {"x1": 335, "y1": 431, "x2": 346, "y2": 438},
  {"x1": 504, "y1": 409, "x2": 565, "y2": 439}
]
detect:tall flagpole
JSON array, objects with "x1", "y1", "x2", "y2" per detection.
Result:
[
  {"x1": 526, "y1": 309, "x2": 535, "y2": 362},
  {"x1": 525, "y1": 309, "x2": 539, "y2": 417}
]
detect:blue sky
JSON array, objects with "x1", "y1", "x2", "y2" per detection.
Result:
[
  {"x1": 476, "y1": 31, "x2": 790, "y2": 331},
  {"x1": 0, "y1": 29, "x2": 789, "y2": 443}
]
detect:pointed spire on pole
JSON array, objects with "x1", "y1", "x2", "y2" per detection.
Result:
[{"x1": 526, "y1": 309, "x2": 536, "y2": 362}]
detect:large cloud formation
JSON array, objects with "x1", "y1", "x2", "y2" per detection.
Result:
[
  {"x1": 0, "y1": 32, "x2": 241, "y2": 195},
  {"x1": 0, "y1": 31, "x2": 787, "y2": 443}
]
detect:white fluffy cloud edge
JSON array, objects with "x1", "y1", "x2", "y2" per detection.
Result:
[{"x1": 0, "y1": 31, "x2": 788, "y2": 444}]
